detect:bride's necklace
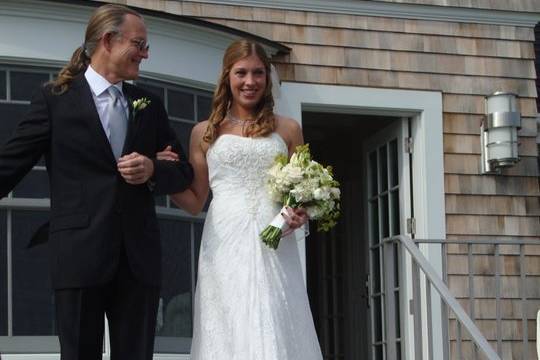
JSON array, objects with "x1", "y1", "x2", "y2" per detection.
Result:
[{"x1": 226, "y1": 111, "x2": 257, "y2": 127}]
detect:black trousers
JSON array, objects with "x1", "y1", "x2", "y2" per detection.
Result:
[{"x1": 54, "y1": 249, "x2": 160, "y2": 360}]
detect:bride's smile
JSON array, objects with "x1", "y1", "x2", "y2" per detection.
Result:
[{"x1": 229, "y1": 54, "x2": 267, "y2": 113}]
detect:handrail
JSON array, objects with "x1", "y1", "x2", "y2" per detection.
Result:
[
  {"x1": 394, "y1": 235, "x2": 501, "y2": 360},
  {"x1": 414, "y1": 238, "x2": 540, "y2": 245}
]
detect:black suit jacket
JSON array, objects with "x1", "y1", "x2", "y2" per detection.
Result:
[{"x1": 0, "y1": 75, "x2": 193, "y2": 289}]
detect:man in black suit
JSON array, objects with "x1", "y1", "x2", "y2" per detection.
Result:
[{"x1": 0, "y1": 4, "x2": 193, "y2": 359}]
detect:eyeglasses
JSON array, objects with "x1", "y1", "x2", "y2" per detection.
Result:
[
  {"x1": 108, "y1": 31, "x2": 149, "y2": 53},
  {"x1": 129, "y1": 38, "x2": 149, "y2": 53}
]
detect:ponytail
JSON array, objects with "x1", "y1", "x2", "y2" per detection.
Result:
[{"x1": 51, "y1": 46, "x2": 90, "y2": 94}]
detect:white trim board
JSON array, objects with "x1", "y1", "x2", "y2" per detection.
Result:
[
  {"x1": 188, "y1": 0, "x2": 540, "y2": 27},
  {"x1": 276, "y1": 81, "x2": 446, "y2": 359}
]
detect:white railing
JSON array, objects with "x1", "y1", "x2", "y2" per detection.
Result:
[{"x1": 393, "y1": 235, "x2": 536, "y2": 360}]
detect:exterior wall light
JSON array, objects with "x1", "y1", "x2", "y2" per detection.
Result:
[{"x1": 481, "y1": 92, "x2": 521, "y2": 174}]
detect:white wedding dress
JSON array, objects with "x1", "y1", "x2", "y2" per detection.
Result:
[{"x1": 190, "y1": 133, "x2": 323, "y2": 360}]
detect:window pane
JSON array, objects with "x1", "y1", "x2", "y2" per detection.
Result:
[
  {"x1": 390, "y1": 190, "x2": 400, "y2": 237},
  {"x1": 194, "y1": 222, "x2": 203, "y2": 282},
  {"x1": 379, "y1": 145, "x2": 388, "y2": 192},
  {"x1": 136, "y1": 82, "x2": 165, "y2": 103},
  {"x1": 0, "y1": 103, "x2": 29, "y2": 145},
  {"x1": 168, "y1": 90, "x2": 194, "y2": 120},
  {"x1": 389, "y1": 139, "x2": 398, "y2": 187},
  {"x1": 196, "y1": 96, "x2": 212, "y2": 122},
  {"x1": 203, "y1": 192, "x2": 212, "y2": 212},
  {"x1": 369, "y1": 151, "x2": 378, "y2": 197},
  {"x1": 170, "y1": 121, "x2": 193, "y2": 159},
  {"x1": 374, "y1": 296, "x2": 383, "y2": 342},
  {"x1": 154, "y1": 195, "x2": 167, "y2": 207},
  {"x1": 380, "y1": 194, "x2": 389, "y2": 239},
  {"x1": 0, "y1": 210, "x2": 7, "y2": 335},
  {"x1": 10, "y1": 72, "x2": 49, "y2": 101},
  {"x1": 374, "y1": 344, "x2": 383, "y2": 360},
  {"x1": 393, "y1": 243, "x2": 400, "y2": 288},
  {"x1": 369, "y1": 199, "x2": 379, "y2": 245},
  {"x1": 157, "y1": 219, "x2": 192, "y2": 341},
  {"x1": 0, "y1": 71, "x2": 6, "y2": 100},
  {"x1": 372, "y1": 247, "x2": 381, "y2": 294},
  {"x1": 394, "y1": 289, "x2": 401, "y2": 338},
  {"x1": 12, "y1": 210, "x2": 55, "y2": 336},
  {"x1": 13, "y1": 169, "x2": 50, "y2": 198}
]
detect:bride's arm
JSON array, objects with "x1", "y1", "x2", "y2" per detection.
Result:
[
  {"x1": 158, "y1": 122, "x2": 210, "y2": 215},
  {"x1": 276, "y1": 116, "x2": 309, "y2": 231}
]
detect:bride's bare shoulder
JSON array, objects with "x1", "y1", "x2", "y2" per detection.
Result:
[
  {"x1": 275, "y1": 114, "x2": 301, "y2": 130},
  {"x1": 274, "y1": 114, "x2": 302, "y2": 144}
]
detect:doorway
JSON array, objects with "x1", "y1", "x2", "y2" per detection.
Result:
[{"x1": 303, "y1": 112, "x2": 408, "y2": 359}]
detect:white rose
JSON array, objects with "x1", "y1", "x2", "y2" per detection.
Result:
[
  {"x1": 330, "y1": 187, "x2": 341, "y2": 199},
  {"x1": 313, "y1": 187, "x2": 331, "y2": 200},
  {"x1": 283, "y1": 165, "x2": 304, "y2": 183}
]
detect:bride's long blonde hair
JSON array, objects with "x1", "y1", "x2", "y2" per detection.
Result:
[{"x1": 203, "y1": 39, "x2": 276, "y2": 144}]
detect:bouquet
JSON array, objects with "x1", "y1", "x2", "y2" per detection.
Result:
[{"x1": 260, "y1": 144, "x2": 341, "y2": 249}]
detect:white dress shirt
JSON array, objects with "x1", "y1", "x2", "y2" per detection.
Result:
[{"x1": 84, "y1": 65, "x2": 128, "y2": 141}]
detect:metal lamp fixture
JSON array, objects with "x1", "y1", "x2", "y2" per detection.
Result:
[{"x1": 480, "y1": 92, "x2": 521, "y2": 174}]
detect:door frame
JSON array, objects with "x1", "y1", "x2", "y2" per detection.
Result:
[{"x1": 276, "y1": 82, "x2": 446, "y2": 360}]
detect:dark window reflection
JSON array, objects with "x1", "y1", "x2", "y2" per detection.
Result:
[
  {"x1": 0, "y1": 71, "x2": 6, "y2": 100},
  {"x1": 0, "y1": 103, "x2": 29, "y2": 145},
  {"x1": 197, "y1": 96, "x2": 212, "y2": 121},
  {"x1": 136, "y1": 82, "x2": 165, "y2": 103},
  {"x1": 168, "y1": 90, "x2": 194, "y2": 120},
  {"x1": 158, "y1": 219, "x2": 192, "y2": 338},
  {"x1": 170, "y1": 121, "x2": 193, "y2": 159},
  {"x1": 154, "y1": 195, "x2": 167, "y2": 207},
  {"x1": 12, "y1": 210, "x2": 55, "y2": 336},
  {"x1": 0, "y1": 211, "x2": 7, "y2": 335},
  {"x1": 11, "y1": 72, "x2": 49, "y2": 101},
  {"x1": 203, "y1": 192, "x2": 212, "y2": 212},
  {"x1": 13, "y1": 169, "x2": 50, "y2": 198}
]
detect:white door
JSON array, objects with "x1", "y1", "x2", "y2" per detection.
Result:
[{"x1": 364, "y1": 118, "x2": 412, "y2": 360}]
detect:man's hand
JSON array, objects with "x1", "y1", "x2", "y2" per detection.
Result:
[{"x1": 117, "y1": 152, "x2": 154, "y2": 185}]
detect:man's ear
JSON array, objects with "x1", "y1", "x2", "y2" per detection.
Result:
[{"x1": 102, "y1": 32, "x2": 114, "y2": 52}]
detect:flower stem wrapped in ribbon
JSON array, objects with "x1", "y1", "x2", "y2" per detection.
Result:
[{"x1": 260, "y1": 144, "x2": 341, "y2": 249}]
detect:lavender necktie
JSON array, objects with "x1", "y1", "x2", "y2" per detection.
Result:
[{"x1": 108, "y1": 86, "x2": 128, "y2": 160}]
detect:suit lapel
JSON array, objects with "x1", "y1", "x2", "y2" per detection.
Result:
[{"x1": 71, "y1": 75, "x2": 116, "y2": 163}]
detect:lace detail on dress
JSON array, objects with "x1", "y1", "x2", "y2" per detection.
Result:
[
  {"x1": 190, "y1": 133, "x2": 323, "y2": 360},
  {"x1": 206, "y1": 133, "x2": 287, "y2": 217}
]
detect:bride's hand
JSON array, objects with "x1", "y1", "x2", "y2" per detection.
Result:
[
  {"x1": 156, "y1": 145, "x2": 179, "y2": 162},
  {"x1": 281, "y1": 206, "x2": 309, "y2": 237}
]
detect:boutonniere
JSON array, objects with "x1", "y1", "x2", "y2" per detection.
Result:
[{"x1": 132, "y1": 97, "x2": 151, "y2": 117}]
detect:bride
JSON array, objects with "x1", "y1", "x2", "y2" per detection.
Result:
[{"x1": 158, "y1": 39, "x2": 323, "y2": 360}]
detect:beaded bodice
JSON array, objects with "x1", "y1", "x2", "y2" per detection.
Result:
[{"x1": 206, "y1": 133, "x2": 287, "y2": 216}]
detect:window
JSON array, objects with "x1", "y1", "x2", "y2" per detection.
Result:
[
  {"x1": 136, "y1": 77, "x2": 212, "y2": 353},
  {"x1": 0, "y1": 65, "x2": 213, "y2": 354}
]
